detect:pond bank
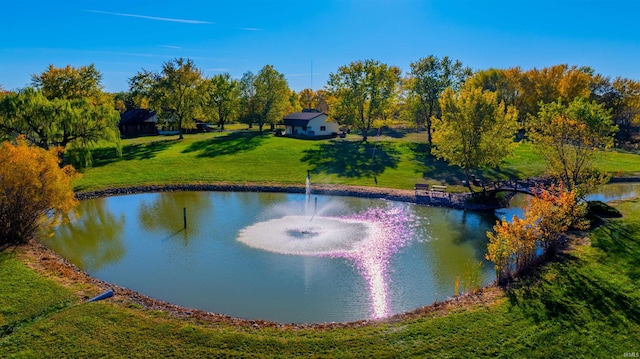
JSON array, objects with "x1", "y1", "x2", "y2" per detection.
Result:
[{"x1": 75, "y1": 182, "x2": 500, "y2": 211}]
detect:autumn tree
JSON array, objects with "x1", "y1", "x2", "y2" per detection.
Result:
[
  {"x1": 31, "y1": 64, "x2": 104, "y2": 102},
  {"x1": 465, "y1": 68, "x2": 523, "y2": 134},
  {"x1": 518, "y1": 65, "x2": 594, "y2": 134},
  {"x1": 129, "y1": 58, "x2": 204, "y2": 139},
  {"x1": 0, "y1": 136, "x2": 78, "y2": 247},
  {"x1": 298, "y1": 88, "x2": 332, "y2": 113},
  {"x1": 327, "y1": 59, "x2": 401, "y2": 141},
  {"x1": 407, "y1": 55, "x2": 471, "y2": 146},
  {"x1": 202, "y1": 73, "x2": 240, "y2": 130},
  {"x1": 313, "y1": 90, "x2": 333, "y2": 113},
  {"x1": 529, "y1": 97, "x2": 617, "y2": 193},
  {"x1": 486, "y1": 186, "x2": 587, "y2": 283},
  {"x1": 299, "y1": 88, "x2": 315, "y2": 109},
  {"x1": 433, "y1": 86, "x2": 518, "y2": 188}
]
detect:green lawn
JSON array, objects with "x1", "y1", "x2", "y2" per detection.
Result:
[{"x1": 73, "y1": 131, "x2": 640, "y2": 193}]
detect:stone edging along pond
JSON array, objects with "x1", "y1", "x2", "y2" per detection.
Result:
[{"x1": 75, "y1": 182, "x2": 502, "y2": 211}]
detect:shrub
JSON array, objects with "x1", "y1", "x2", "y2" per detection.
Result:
[{"x1": 0, "y1": 136, "x2": 78, "y2": 248}]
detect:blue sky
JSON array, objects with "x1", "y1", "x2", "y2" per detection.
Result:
[{"x1": 1, "y1": 0, "x2": 638, "y2": 93}]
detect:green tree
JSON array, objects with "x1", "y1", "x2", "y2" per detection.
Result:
[
  {"x1": 328, "y1": 59, "x2": 401, "y2": 141},
  {"x1": 202, "y1": 73, "x2": 240, "y2": 130},
  {"x1": 0, "y1": 136, "x2": 77, "y2": 247},
  {"x1": 529, "y1": 97, "x2": 617, "y2": 192},
  {"x1": 0, "y1": 88, "x2": 121, "y2": 168},
  {"x1": 433, "y1": 86, "x2": 518, "y2": 187},
  {"x1": 286, "y1": 89, "x2": 302, "y2": 115},
  {"x1": 129, "y1": 58, "x2": 204, "y2": 139},
  {"x1": 253, "y1": 65, "x2": 290, "y2": 133},
  {"x1": 31, "y1": 64, "x2": 104, "y2": 102},
  {"x1": 238, "y1": 71, "x2": 259, "y2": 129},
  {"x1": 408, "y1": 55, "x2": 471, "y2": 147}
]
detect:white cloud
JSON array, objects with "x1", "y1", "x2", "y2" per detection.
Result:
[
  {"x1": 240, "y1": 27, "x2": 263, "y2": 31},
  {"x1": 86, "y1": 10, "x2": 212, "y2": 25},
  {"x1": 160, "y1": 45, "x2": 182, "y2": 49}
]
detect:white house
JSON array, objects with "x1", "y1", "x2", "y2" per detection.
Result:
[{"x1": 282, "y1": 109, "x2": 339, "y2": 138}]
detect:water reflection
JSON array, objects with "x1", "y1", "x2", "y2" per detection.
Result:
[
  {"x1": 497, "y1": 182, "x2": 640, "y2": 220},
  {"x1": 51, "y1": 198, "x2": 126, "y2": 271},
  {"x1": 138, "y1": 191, "x2": 214, "y2": 244}
]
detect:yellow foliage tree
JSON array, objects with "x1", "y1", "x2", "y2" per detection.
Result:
[
  {"x1": 0, "y1": 136, "x2": 78, "y2": 247},
  {"x1": 486, "y1": 186, "x2": 587, "y2": 283}
]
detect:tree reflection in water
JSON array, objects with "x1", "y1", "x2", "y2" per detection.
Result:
[{"x1": 50, "y1": 198, "x2": 126, "y2": 271}]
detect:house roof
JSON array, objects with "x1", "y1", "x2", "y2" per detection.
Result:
[
  {"x1": 282, "y1": 110, "x2": 327, "y2": 126},
  {"x1": 119, "y1": 108, "x2": 157, "y2": 125}
]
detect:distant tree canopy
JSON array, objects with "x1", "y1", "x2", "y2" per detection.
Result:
[
  {"x1": 31, "y1": 64, "x2": 104, "y2": 102},
  {"x1": 0, "y1": 64, "x2": 121, "y2": 168},
  {"x1": 129, "y1": 58, "x2": 204, "y2": 139},
  {"x1": 407, "y1": 55, "x2": 471, "y2": 147},
  {"x1": 202, "y1": 73, "x2": 240, "y2": 131},
  {"x1": 238, "y1": 65, "x2": 291, "y2": 133},
  {"x1": 327, "y1": 59, "x2": 401, "y2": 141},
  {"x1": 0, "y1": 136, "x2": 78, "y2": 247}
]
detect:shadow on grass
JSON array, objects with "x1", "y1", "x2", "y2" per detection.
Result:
[
  {"x1": 301, "y1": 140, "x2": 400, "y2": 179},
  {"x1": 591, "y1": 219, "x2": 640, "y2": 281},
  {"x1": 506, "y1": 218, "x2": 640, "y2": 327},
  {"x1": 90, "y1": 139, "x2": 180, "y2": 167},
  {"x1": 182, "y1": 131, "x2": 265, "y2": 158},
  {"x1": 380, "y1": 127, "x2": 412, "y2": 139},
  {"x1": 407, "y1": 142, "x2": 522, "y2": 185}
]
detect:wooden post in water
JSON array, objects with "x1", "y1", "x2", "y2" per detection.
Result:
[{"x1": 183, "y1": 207, "x2": 187, "y2": 229}]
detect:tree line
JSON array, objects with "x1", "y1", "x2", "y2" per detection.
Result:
[{"x1": 0, "y1": 56, "x2": 638, "y2": 171}]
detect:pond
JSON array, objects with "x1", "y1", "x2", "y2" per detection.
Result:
[
  {"x1": 47, "y1": 191, "x2": 497, "y2": 324},
  {"x1": 47, "y1": 182, "x2": 637, "y2": 324}
]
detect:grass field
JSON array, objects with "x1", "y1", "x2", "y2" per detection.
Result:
[
  {"x1": 1, "y1": 130, "x2": 639, "y2": 357},
  {"x1": 73, "y1": 130, "x2": 640, "y2": 193}
]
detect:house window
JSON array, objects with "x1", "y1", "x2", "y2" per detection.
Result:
[{"x1": 320, "y1": 126, "x2": 326, "y2": 131}]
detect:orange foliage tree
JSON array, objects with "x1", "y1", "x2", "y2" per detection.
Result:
[
  {"x1": 486, "y1": 186, "x2": 588, "y2": 283},
  {"x1": 0, "y1": 136, "x2": 78, "y2": 247}
]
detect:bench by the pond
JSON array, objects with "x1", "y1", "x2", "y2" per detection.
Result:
[
  {"x1": 414, "y1": 183, "x2": 430, "y2": 193},
  {"x1": 415, "y1": 184, "x2": 448, "y2": 198}
]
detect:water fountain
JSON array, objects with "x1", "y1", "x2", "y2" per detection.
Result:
[{"x1": 237, "y1": 173, "x2": 418, "y2": 318}]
